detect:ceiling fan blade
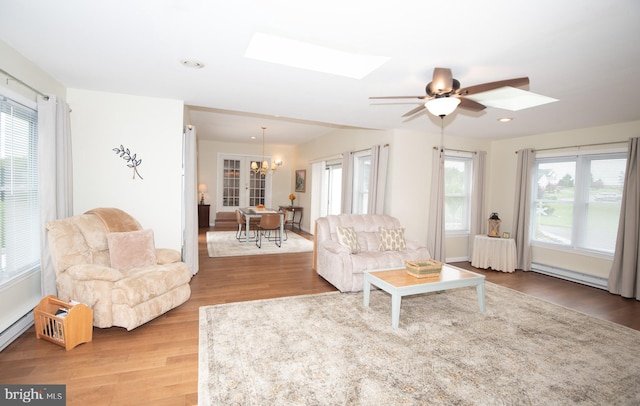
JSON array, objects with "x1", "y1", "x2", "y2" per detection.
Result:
[
  {"x1": 402, "y1": 104, "x2": 426, "y2": 117},
  {"x1": 429, "y1": 67, "x2": 454, "y2": 94},
  {"x1": 459, "y1": 77, "x2": 529, "y2": 96},
  {"x1": 458, "y1": 97, "x2": 486, "y2": 112},
  {"x1": 369, "y1": 95, "x2": 427, "y2": 100}
]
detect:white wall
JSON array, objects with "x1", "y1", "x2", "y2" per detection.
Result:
[
  {"x1": 291, "y1": 119, "x2": 639, "y2": 279},
  {"x1": 67, "y1": 89, "x2": 185, "y2": 250},
  {"x1": 0, "y1": 40, "x2": 66, "y2": 100},
  {"x1": 487, "y1": 121, "x2": 640, "y2": 279}
]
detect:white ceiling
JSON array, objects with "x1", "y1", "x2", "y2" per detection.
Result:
[{"x1": 1, "y1": 0, "x2": 639, "y2": 145}]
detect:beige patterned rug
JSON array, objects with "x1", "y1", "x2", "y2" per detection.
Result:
[
  {"x1": 198, "y1": 283, "x2": 640, "y2": 405},
  {"x1": 206, "y1": 231, "x2": 313, "y2": 257}
]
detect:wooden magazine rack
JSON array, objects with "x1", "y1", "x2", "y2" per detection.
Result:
[{"x1": 34, "y1": 295, "x2": 93, "y2": 350}]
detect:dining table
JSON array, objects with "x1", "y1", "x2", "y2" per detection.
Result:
[{"x1": 238, "y1": 207, "x2": 285, "y2": 245}]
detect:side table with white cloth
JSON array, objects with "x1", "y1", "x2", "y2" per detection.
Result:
[{"x1": 471, "y1": 235, "x2": 517, "y2": 273}]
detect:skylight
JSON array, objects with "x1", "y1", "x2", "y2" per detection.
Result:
[
  {"x1": 244, "y1": 32, "x2": 389, "y2": 79},
  {"x1": 466, "y1": 87, "x2": 558, "y2": 111}
]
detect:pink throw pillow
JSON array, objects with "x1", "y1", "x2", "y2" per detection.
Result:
[{"x1": 107, "y1": 229, "x2": 157, "y2": 270}]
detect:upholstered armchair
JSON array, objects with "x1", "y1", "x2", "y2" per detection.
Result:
[{"x1": 46, "y1": 208, "x2": 192, "y2": 330}]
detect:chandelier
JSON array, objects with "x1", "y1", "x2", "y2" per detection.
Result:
[{"x1": 251, "y1": 126, "x2": 280, "y2": 176}]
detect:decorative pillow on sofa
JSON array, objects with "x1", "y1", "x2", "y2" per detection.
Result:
[
  {"x1": 379, "y1": 227, "x2": 407, "y2": 251},
  {"x1": 336, "y1": 226, "x2": 360, "y2": 254},
  {"x1": 107, "y1": 229, "x2": 158, "y2": 270}
]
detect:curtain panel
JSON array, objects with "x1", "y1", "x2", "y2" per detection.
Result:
[
  {"x1": 512, "y1": 148, "x2": 535, "y2": 271},
  {"x1": 38, "y1": 95, "x2": 74, "y2": 296},
  {"x1": 183, "y1": 126, "x2": 199, "y2": 276},
  {"x1": 608, "y1": 137, "x2": 640, "y2": 299},
  {"x1": 341, "y1": 150, "x2": 354, "y2": 214},
  {"x1": 469, "y1": 151, "x2": 487, "y2": 256},
  {"x1": 367, "y1": 144, "x2": 390, "y2": 215},
  {"x1": 427, "y1": 148, "x2": 446, "y2": 262}
]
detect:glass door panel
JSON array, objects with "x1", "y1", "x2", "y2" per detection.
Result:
[{"x1": 217, "y1": 154, "x2": 271, "y2": 211}]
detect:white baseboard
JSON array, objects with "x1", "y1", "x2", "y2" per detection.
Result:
[
  {"x1": 532, "y1": 263, "x2": 608, "y2": 290},
  {"x1": 1, "y1": 312, "x2": 34, "y2": 352},
  {"x1": 446, "y1": 256, "x2": 469, "y2": 263}
]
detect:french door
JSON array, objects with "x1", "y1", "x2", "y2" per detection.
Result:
[{"x1": 217, "y1": 154, "x2": 272, "y2": 211}]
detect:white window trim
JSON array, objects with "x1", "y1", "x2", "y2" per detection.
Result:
[{"x1": 444, "y1": 152, "x2": 473, "y2": 235}]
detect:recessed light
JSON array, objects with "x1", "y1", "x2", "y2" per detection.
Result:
[
  {"x1": 497, "y1": 117, "x2": 513, "y2": 122},
  {"x1": 180, "y1": 60, "x2": 205, "y2": 69},
  {"x1": 250, "y1": 136, "x2": 257, "y2": 140}
]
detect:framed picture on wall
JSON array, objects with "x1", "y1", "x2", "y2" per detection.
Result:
[{"x1": 295, "y1": 169, "x2": 306, "y2": 192}]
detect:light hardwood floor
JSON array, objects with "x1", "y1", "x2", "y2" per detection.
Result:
[{"x1": 1, "y1": 227, "x2": 638, "y2": 405}]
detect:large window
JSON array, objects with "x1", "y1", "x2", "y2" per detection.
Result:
[
  {"x1": 0, "y1": 95, "x2": 39, "y2": 283},
  {"x1": 533, "y1": 152, "x2": 626, "y2": 253},
  {"x1": 444, "y1": 154, "x2": 472, "y2": 233}
]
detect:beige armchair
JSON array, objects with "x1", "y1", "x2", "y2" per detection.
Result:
[{"x1": 46, "y1": 208, "x2": 192, "y2": 330}]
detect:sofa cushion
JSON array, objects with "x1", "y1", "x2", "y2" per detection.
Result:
[
  {"x1": 336, "y1": 226, "x2": 360, "y2": 253},
  {"x1": 379, "y1": 227, "x2": 407, "y2": 251},
  {"x1": 107, "y1": 229, "x2": 158, "y2": 270}
]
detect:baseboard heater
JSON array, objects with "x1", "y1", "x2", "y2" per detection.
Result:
[
  {"x1": 532, "y1": 263, "x2": 608, "y2": 290},
  {"x1": 1, "y1": 312, "x2": 34, "y2": 352}
]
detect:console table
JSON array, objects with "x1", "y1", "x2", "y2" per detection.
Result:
[
  {"x1": 278, "y1": 205, "x2": 303, "y2": 230},
  {"x1": 198, "y1": 204, "x2": 210, "y2": 228},
  {"x1": 471, "y1": 234, "x2": 517, "y2": 273}
]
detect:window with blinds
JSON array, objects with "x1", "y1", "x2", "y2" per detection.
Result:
[{"x1": 0, "y1": 96, "x2": 39, "y2": 283}]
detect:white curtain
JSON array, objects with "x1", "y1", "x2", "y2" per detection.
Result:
[
  {"x1": 340, "y1": 150, "x2": 354, "y2": 214},
  {"x1": 608, "y1": 137, "x2": 639, "y2": 299},
  {"x1": 38, "y1": 95, "x2": 73, "y2": 296},
  {"x1": 512, "y1": 148, "x2": 535, "y2": 271},
  {"x1": 183, "y1": 126, "x2": 199, "y2": 276},
  {"x1": 367, "y1": 144, "x2": 390, "y2": 215},
  {"x1": 469, "y1": 151, "x2": 487, "y2": 256},
  {"x1": 427, "y1": 147, "x2": 446, "y2": 262}
]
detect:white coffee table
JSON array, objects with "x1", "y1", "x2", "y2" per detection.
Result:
[{"x1": 363, "y1": 264, "x2": 486, "y2": 329}]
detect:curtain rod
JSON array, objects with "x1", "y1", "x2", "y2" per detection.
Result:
[
  {"x1": 432, "y1": 146, "x2": 477, "y2": 154},
  {"x1": 0, "y1": 68, "x2": 49, "y2": 100},
  {"x1": 350, "y1": 143, "x2": 390, "y2": 155},
  {"x1": 515, "y1": 140, "x2": 628, "y2": 153}
]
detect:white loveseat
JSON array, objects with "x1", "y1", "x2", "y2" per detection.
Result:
[{"x1": 314, "y1": 214, "x2": 432, "y2": 292}]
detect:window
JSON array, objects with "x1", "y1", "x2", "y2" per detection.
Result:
[
  {"x1": 0, "y1": 95, "x2": 39, "y2": 283},
  {"x1": 444, "y1": 154, "x2": 472, "y2": 233},
  {"x1": 533, "y1": 153, "x2": 626, "y2": 253},
  {"x1": 352, "y1": 151, "x2": 370, "y2": 214},
  {"x1": 323, "y1": 160, "x2": 342, "y2": 216}
]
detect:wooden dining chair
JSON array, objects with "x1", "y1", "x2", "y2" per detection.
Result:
[{"x1": 255, "y1": 213, "x2": 282, "y2": 248}]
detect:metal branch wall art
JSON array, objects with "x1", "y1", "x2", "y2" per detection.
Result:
[{"x1": 113, "y1": 145, "x2": 143, "y2": 180}]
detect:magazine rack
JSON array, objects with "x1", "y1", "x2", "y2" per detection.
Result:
[{"x1": 34, "y1": 295, "x2": 93, "y2": 350}]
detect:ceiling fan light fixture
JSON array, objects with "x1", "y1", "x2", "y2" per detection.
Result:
[{"x1": 425, "y1": 97, "x2": 461, "y2": 117}]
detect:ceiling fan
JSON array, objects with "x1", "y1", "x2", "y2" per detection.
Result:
[{"x1": 370, "y1": 67, "x2": 529, "y2": 118}]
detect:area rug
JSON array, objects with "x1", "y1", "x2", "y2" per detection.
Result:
[
  {"x1": 206, "y1": 231, "x2": 313, "y2": 257},
  {"x1": 199, "y1": 283, "x2": 640, "y2": 405}
]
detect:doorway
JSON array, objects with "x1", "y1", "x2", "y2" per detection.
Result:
[{"x1": 217, "y1": 154, "x2": 272, "y2": 212}]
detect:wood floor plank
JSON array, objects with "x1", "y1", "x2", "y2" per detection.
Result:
[{"x1": 0, "y1": 225, "x2": 638, "y2": 405}]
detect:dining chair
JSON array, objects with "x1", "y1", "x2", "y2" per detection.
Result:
[
  {"x1": 235, "y1": 209, "x2": 256, "y2": 241},
  {"x1": 255, "y1": 213, "x2": 282, "y2": 248},
  {"x1": 279, "y1": 208, "x2": 291, "y2": 241}
]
